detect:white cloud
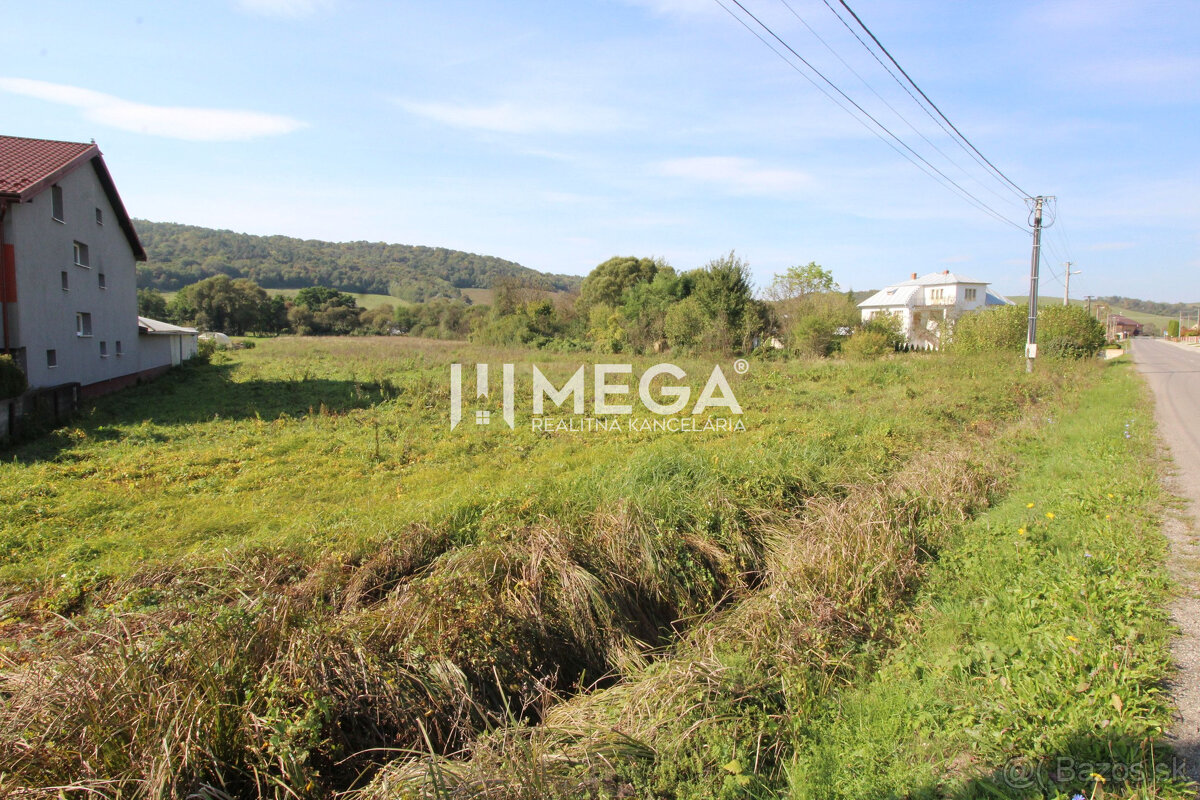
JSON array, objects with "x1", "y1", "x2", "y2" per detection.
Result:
[
  {"x1": 1086, "y1": 241, "x2": 1136, "y2": 252},
  {"x1": 656, "y1": 156, "x2": 814, "y2": 195},
  {"x1": 234, "y1": 0, "x2": 333, "y2": 18},
  {"x1": 397, "y1": 99, "x2": 625, "y2": 135},
  {"x1": 0, "y1": 78, "x2": 306, "y2": 141}
]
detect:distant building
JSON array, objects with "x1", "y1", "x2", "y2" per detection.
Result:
[
  {"x1": 0, "y1": 135, "x2": 195, "y2": 397},
  {"x1": 858, "y1": 270, "x2": 1012, "y2": 350},
  {"x1": 1107, "y1": 314, "x2": 1142, "y2": 339}
]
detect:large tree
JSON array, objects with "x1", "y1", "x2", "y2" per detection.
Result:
[
  {"x1": 765, "y1": 262, "x2": 837, "y2": 302},
  {"x1": 764, "y1": 262, "x2": 854, "y2": 356},
  {"x1": 691, "y1": 248, "x2": 753, "y2": 340},
  {"x1": 168, "y1": 275, "x2": 269, "y2": 335},
  {"x1": 578, "y1": 256, "x2": 661, "y2": 311}
]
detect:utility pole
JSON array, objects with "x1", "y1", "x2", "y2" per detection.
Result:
[
  {"x1": 1085, "y1": 295, "x2": 1093, "y2": 315},
  {"x1": 1026, "y1": 196, "x2": 1045, "y2": 373},
  {"x1": 1063, "y1": 262, "x2": 1080, "y2": 306}
]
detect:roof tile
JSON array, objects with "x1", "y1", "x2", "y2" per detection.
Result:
[{"x1": 0, "y1": 135, "x2": 96, "y2": 196}]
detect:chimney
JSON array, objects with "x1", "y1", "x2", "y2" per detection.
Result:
[
  {"x1": 910, "y1": 272, "x2": 917, "y2": 280},
  {"x1": 943, "y1": 269, "x2": 949, "y2": 275}
]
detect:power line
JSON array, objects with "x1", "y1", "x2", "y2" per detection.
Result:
[
  {"x1": 713, "y1": 0, "x2": 1021, "y2": 232},
  {"x1": 775, "y1": 0, "x2": 1022, "y2": 213},
  {"x1": 834, "y1": 0, "x2": 1033, "y2": 201},
  {"x1": 816, "y1": 0, "x2": 1026, "y2": 205},
  {"x1": 715, "y1": 0, "x2": 1028, "y2": 234}
]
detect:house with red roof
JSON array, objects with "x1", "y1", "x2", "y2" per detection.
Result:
[{"x1": 0, "y1": 135, "x2": 196, "y2": 401}]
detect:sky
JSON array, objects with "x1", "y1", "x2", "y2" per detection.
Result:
[{"x1": 1, "y1": 0, "x2": 1197, "y2": 302}]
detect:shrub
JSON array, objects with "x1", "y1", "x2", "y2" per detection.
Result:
[
  {"x1": 1038, "y1": 305, "x2": 1106, "y2": 357},
  {"x1": 664, "y1": 297, "x2": 707, "y2": 351},
  {"x1": 949, "y1": 304, "x2": 1104, "y2": 358},
  {"x1": 842, "y1": 329, "x2": 892, "y2": 360},
  {"x1": 195, "y1": 338, "x2": 217, "y2": 364},
  {"x1": 0, "y1": 354, "x2": 27, "y2": 399},
  {"x1": 861, "y1": 313, "x2": 904, "y2": 351},
  {"x1": 948, "y1": 304, "x2": 1027, "y2": 354}
]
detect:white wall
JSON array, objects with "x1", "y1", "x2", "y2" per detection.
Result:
[{"x1": 5, "y1": 162, "x2": 141, "y2": 390}]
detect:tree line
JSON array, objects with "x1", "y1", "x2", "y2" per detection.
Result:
[
  {"x1": 139, "y1": 253, "x2": 890, "y2": 355},
  {"x1": 132, "y1": 220, "x2": 581, "y2": 302},
  {"x1": 1097, "y1": 296, "x2": 1200, "y2": 318},
  {"x1": 143, "y1": 252, "x2": 1110, "y2": 359}
]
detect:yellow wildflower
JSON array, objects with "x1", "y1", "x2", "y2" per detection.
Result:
[
  {"x1": 1045, "y1": 512, "x2": 1055, "y2": 520},
  {"x1": 1026, "y1": 502, "x2": 1035, "y2": 509},
  {"x1": 1018, "y1": 527, "x2": 1027, "y2": 535}
]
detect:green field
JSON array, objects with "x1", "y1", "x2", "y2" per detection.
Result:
[{"x1": 0, "y1": 341, "x2": 1188, "y2": 799}]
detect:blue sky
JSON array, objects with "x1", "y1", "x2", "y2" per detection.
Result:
[{"x1": 2, "y1": 0, "x2": 1197, "y2": 302}]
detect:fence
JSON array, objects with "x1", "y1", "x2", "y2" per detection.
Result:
[{"x1": 1, "y1": 382, "x2": 80, "y2": 443}]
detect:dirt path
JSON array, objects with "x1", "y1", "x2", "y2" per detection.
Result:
[{"x1": 1131, "y1": 338, "x2": 1200, "y2": 786}]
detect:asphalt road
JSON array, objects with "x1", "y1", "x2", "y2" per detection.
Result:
[{"x1": 1132, "y1": 337, "x2": 1200, "y2": 785}]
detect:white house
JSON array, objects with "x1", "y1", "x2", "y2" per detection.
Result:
[
  {"x1": 0, "y1": 135, "x2": 195, "y2": 398},
  {"x1": 858, "y1": 270, "x2": 1012, "y2": 350}
]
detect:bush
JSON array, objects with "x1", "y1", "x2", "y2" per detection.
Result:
[
  {"x1": 664, "y1": 297, "x2": 707, "y2": 351},
  {"x1": 861, "y1": 313, "x2": 904, "y2": 351},
  {"x1": 1038, "y1": 305, "x2": 1106, "y2": 357},
  {"x1": 195, "y1": 338, "x2": 217, "y2": 364},
  {"x1": 842, "y1": 330, "x2": 892, "y2": 360},
  {"x1": 948, "y1": 304, "x2": 1027, "y2": 354},
  {"x1": 1041, "y1": 336, "x2": 1090, "y2": 359},
  {"x1": 949, "y1": 304, "x2": 1104, "y2": 358},
  {"x1": 0, "y1": 354, "x2": 28, "y2": 399}
]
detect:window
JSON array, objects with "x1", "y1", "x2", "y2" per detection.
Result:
[
  {"x1": 76, "y1": 312, "x2": 92, "y2": 337},
  {"x1": 73, "y1": 241, "x2": 90, "y2": 267},
  {"x1": 965, "y1": 288, "x2": 977, "y2": 301},
  {"x1": 95, "y1": 207, "x2": 103, "y2": 225},
  {"x1": 51, "y1": 185, "x2": 64, "y2": 222},
  {"x1": 99, "y1": 341, "x2": 108, "y2": 358},
  {"x1": 46, "y1": 349, "x2": 57, "y2": 368},
  {"x1": 61, "y1": 271, "x2": 69, "y2": 291},
  {"x1": 115, "y1": 340, "x2": 123, "y2": 357},
  {"x1": 98, "y1": 272, "x2": 106, "y2": 290}
]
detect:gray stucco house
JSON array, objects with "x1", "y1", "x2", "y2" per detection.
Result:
[{"x1": 0, "y1": 135, "x2": 196, "y2": 398}]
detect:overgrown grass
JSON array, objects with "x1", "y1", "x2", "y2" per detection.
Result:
[
  {"x1": 0, "y1": 341, "x2": 1179, "y2": 798},
  {"x1": 785, "y1": 360, "x2": 1188, "y2": 799}
]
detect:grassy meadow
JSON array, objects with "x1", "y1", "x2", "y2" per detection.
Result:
[{"x1": 0, "y1": 339, "x2": 1189, "y2": 799}]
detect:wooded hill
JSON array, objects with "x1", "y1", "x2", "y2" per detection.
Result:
[
  {"x1": 1095, "y1": 296, "x2": 1200, "y2": 317},
  {"x1": 133, "y1": 220, "x2": 582, "y2": 302}
]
